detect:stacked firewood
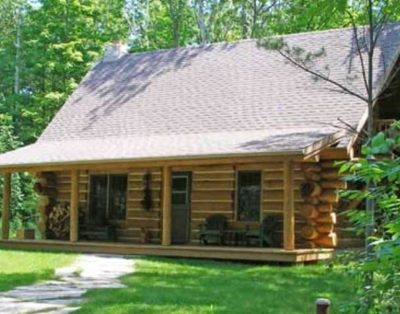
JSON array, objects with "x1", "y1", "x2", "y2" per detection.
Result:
[
  {"x1": 48, "y1": 203, "x2": 70, "y2": 240},
  {"x1": 35, "y1": 173, "x2": 57, "y2": 239},
  {"x1": 299, "y1": 163, "x2": 344, "y2": 248}
]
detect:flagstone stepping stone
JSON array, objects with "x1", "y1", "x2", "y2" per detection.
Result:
[{"x1": 0, "y1": 254, "x2": 135, "y2": 314}]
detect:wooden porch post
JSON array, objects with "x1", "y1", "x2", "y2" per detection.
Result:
[
  {"x1": 1, "y1": 172, "x2": 11, "y2": 240},
  {"x1": 162, "y1": 166, "x2": 171, "y2": 246},
  {"x1": 283, "y1": 160, "x2": 295, "y2": 250},
  {"x1": 70, "y1": 170, "x2": 79, "y2": 242}
]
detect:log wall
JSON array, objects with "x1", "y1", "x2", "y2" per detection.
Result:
[
  {"x1": 39, "y1": 157, "x2": 356, "y2": 249},
  {"x1": 48, "y1": 169, "x2": 163, "y2": 244}
]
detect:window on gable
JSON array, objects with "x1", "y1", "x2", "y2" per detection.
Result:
[
  {"x1": 89, "y1": 174, "x2": 127, "y2": 222},
  {"x1": 236, "y1": 171, "x2": 261, "y2": 221}
]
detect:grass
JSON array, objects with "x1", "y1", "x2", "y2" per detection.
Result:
[
  {"x1": 0, "y1": 249, "x2": 76, "y2": 291},
  {"x1": 77, "y1": 257, "x2": 354, "y2": 314}
]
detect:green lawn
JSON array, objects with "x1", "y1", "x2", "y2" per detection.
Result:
[
  {"x1": 0, "y1": 249, "x2": 76, "y2": 291},
  {"x1": 77, "y1": 257, "x2": 354, "y2": 314}
]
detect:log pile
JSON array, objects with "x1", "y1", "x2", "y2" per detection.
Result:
[
  {"x1": 299, "y1": 163, "x2": 343, "y2": 248},
  {"x1": 35, "y1": 173, "x2": 57, "y2": 239},
  {"x1": 48, "y1": 203, "x2": 70, "y2": 240}
]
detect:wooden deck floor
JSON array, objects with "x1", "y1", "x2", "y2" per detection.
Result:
[{"x1": 0, "y1": 239, "x2": 333, "y2": 263}]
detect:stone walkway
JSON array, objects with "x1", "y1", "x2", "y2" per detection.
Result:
[{"x1": 0, "y1": 254, "x2": 135, "y2": 314}]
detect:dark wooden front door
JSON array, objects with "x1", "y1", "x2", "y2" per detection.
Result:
[{"x1": 171, "y1": 172, "x2": 191, "y2": 244}]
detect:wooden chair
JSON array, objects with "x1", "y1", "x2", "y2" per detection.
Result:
[
  {"x1": 79, "y1": 224, "x2": 117, "y2": 242},
  {"x1": 79, "y1": 212, "x2": 117, "y2": 242},
  {"x1": 199, "y1": 214, "x2": 227, "y2": 245},
  {"x1": 245, "y1": 215, "x2": 280, "y2": 247}
]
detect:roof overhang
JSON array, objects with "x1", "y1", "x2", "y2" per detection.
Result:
[{"x1": 0, "y1": 151, "x2": 304, "y2": 173}]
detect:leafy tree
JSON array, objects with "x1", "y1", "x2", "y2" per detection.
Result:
[{"x1": 340, "y1": 123, "x2": 400, "y2": 312}]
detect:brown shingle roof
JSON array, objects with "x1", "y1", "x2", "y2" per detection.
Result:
[{"x1": 1, "y1": 24, "x2": 400, "y2": 168}]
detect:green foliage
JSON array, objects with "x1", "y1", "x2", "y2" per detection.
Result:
[
  {"x1": 0, "y1": 120, "x2": 37, "y2": 232},
  {"x1": 339, "y1": 122, "x2": 400, "y2": 312}
]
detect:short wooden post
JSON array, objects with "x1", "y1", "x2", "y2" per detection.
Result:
[
  {"x1": 283, "y1": 160, "x2": 295, "y2": 250},
  {"x1": 1, "y1": 172, "x2": 11, "y2": 240},
  {"x1": 70, "y1": 170, "x2": 79, "y2": 242},
  {"x1": 162, "y1": 166, "x2": 171, "y2": 246},
  {"x1": 316, "y1": 298, "x2": 331, "y2": 314}
]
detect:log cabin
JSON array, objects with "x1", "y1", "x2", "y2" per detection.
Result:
[{"x1": 0, "y1": 24, "x2": 400, "y2": 263}]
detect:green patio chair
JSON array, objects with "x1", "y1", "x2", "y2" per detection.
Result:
[
  {"x1": 245, "y1": 215, "x2": 280, "y2": 247},
  {"x1": 199, "y1": 214, "x2": 227, "y2": 245}
]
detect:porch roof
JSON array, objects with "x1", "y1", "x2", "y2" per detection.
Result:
[{"x1": 0, "y1": 128, "x2": 337, "y2": 169}]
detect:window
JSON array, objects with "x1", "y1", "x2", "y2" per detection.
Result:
[
  {"x1": 171, "y1": 175, "x2": 189, "y2": 205},
  {"x1": 236, "y1": 171, "x2": 261, "y2": 221},
  {"x1": 108, "y1": 175, "x2": 128, "y2": 220},
  {"x1": 89, "y1": 174, "x2": 128, "y2": 222}
]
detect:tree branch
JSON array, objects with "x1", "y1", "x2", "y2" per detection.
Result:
[
  {"x1": 276, "y1": 50, "x2": 369, "y2": 103},
  {"x1": 348, "y1": 11, "x2": 369, "y2": 97}
]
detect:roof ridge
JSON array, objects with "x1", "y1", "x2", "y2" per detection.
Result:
[{"x1": 125, "y1": 22, "x2": 400, "y2": 58}]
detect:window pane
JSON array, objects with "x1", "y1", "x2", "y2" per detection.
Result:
[
  {"x1": 89, "y1": 175, "x2": 108, "y2": 223},
  {"x1": 172, "y1": 177, "x2": 188, "y2": 191},
  {"x1": 108, "y1": 175, "x2": 128, "y2": 220},
  {"x1": 172, "y1": 192, "x2": 187, "y2": 205},
  {"x1": 237, "y1": 171, "x2": 261, "y2": 221}
]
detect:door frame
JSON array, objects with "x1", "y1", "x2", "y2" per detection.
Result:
[{"x1": 171, "y1": 171, "x2": 192, "y2": 244}]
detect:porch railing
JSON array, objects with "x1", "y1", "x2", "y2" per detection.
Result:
[{"x1": 375, "y1": 119, "x2": 395, "y2": 132}]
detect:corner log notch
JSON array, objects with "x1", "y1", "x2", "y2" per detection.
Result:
[
  {"x1": 299, "y1": 162, "x2": 341, "y2": 248},
  {"x1": 1, "y1": 172, "x2": 11, "y2": 240}
]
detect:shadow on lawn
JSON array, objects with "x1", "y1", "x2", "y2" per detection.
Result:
[
  {"x1": 77, "y1": 257, "x2": 354, "y2": 314},
  {"x1": 0, "y1": 270, "x2": 54, "y2": 292}
]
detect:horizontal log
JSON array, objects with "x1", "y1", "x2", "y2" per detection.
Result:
[
  {"x1": 263, "y1": 172, "x2": 284, "y2": 179},
  {"x1": 193, "y1": 172, "x2": 234, "y2": 181},
  {"x1": 315, "y1": 223, "x2": 334, "y2": 234},
  {"x1": 193, "y1": 180, "x2": 234, "y2": 190},
  {"x1": 300, "y1": 225, "x2": 319, "y2": 240},
  {"x1": 191, "y1": 202, "x2": 233, "y2": 211},
  {"x1": 263, "y1": 180, "x2": 284, "y2": 189},
  {"x1": 319, "y1": 148, "x2": 348, "y2": 160},
  {"x1": 299, "y1": 204, "x2": 319, "y2": 219},
  {"x1": 313, "y1": 232, "x2": 337, "y2": 248},
  {"x1": 191, "y1": 212, "x2": 232, "y2": 220},
  {"x1": 315, "y1": 213, "x2": 337, "y2": 224},
  {"x1": 293, "y1": 171, "x2": 305, "y2": 180},
  {"x1": 303, "y1": 172, "x2": 321, "y2": 181},
  {"x1": 117, "y1": 228, "x2": 160, "y2": 239},
  {"x1": 192, "y1": 191, "x2": 232, "y2": 201},
  {"x1": 128, "y1": 190, "x2": 160, "y2": 200},
  {"x1": 126, "y1": 210, "x2": 160, "y2": 219},
  {"x1": 320, "y1": 161, "x2": 339, "y2": 169},
  {"x1": 263, "y1": 190, "x2": 284, "y2": 200},
  {"x1": 320, "y1": 170, "x2": 340, "y2": 180},
  {"x1": 125, "y1": 219, "x2": 160, "y2": 229},
  {"x1": 263, "y1": 201, "x2": 283, "y2": 212},
  {"x1": 317, "y1": 204, "x2": 334, "y2": 213},
  {"x1": 319, "y1": 190, "x2": 339, "y2": 203},
  {"x1": 320, "y1": 180, "x2": 347, "y2": 189},
  {"x1": 301, "y1": 164, "x2": 322, "y2": 173},
  {"x1": 304, "y1": 197, "x2": 319, "y2": 205},
  {"x1": 128, "y1": 200, "x2": 161, "y2": 209},
  {"x1": 179, "y1": 165, "x2": 234, "y2": 172}
]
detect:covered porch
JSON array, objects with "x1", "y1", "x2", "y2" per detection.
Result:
[{"x1": 0, "y1": 153, "x2": 342, "y2": 263}]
